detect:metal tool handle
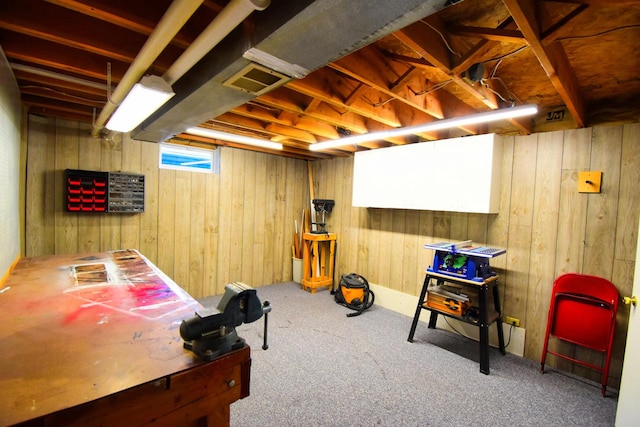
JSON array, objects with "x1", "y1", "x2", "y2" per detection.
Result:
[{"x1": 262, "y1": 301, "x2": 271, "y2": 350}]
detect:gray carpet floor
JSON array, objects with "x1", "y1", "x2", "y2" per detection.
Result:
[{"x1": 199, "y1": 282, "x2": 618, "y2": 427}]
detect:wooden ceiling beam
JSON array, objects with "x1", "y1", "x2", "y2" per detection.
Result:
[
  {"x1": 545, "y1": 0, "x2": 638, "y2": 6},
  {"x1": 331, "y1": 44, "x2": 462, "y2": 123},
  {"x1": 256, "y1": 88, "x2": 409, "y2": 146},
  {"x1": 44, "y1": 0, "x2": 194, "y2": 49},
  {"x1": 22, "y1": 94, "x2": 95, "y2": 118},
  {"x1": 448, "y1": 26, "x2": 525, "y2": 43},
  {"x1": 503, "y1": 0, "x2": 586, "y2": 127},
  {"x1": 392, "y1": 26, "x2": 502, "y2": 116},
  {"x1": 231, "y1": 105, "x2": 342, "y2": 141},
  {"x1": 172, "y1": 134, "x2": 332, "y2": 161},
  {"x1": 13, "y1": 69, "x2": 107, "y2": 98},
  {"x1": 265, "y1": 123, "x2": 318, "y2": 144},
  {"x1": 287, "y1": 68, "x2": 404, "y2": 128},
  {"x1": 1, "y1": 33, "x2": 129, "y2": 82},
  {"x1": 210, "y1": 112, "x2": 319, "y2": 145},
  {"x1": 198, "y1": 121, "x2": 313, "y2": 152},
  {"x1": 283, "y1": 114, "x2": 342, "y2": 140},
  {"x1": 27, "y1": 106, "x2": 94, "y2": 123},
  {"x1": 395, "y1": 19, "x2": 452, "y2": 72},
  {"x1": 256, "y1": 89, "x2": 370, "y2": 135},
  {"x1": 19, "y1": 86, "x2": 103, "y2": 108},
  {"x1": 451, "y1": 18, "x2": 521, "y2": 75},
  {"x1": 0, "y1": 1, "x2": 153, "y2": 65},
  {"x1": 540, "y1": 3, "x2": 588, "y2": 43}
]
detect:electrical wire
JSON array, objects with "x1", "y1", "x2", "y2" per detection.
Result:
[
  {"x1": 442, "y1": 315, "x2": 514, "y2": 349},
  {"x1": 485, "y1": 45, "x2": 529, "y2": 68},
  {"x1": 411, "y1": 79, "x2": 453, "y2": 96},
  {"x1": 488, "y1": 76, "x2": 523, "y2": 105},
  {"x1": 443, "y1": 316, "x2": 467, "y2": 336},
  {"x1": 552, "y1": 24, "x2": 640, "y2": 43},
  {"x1": 505, "y1": 323, "x2": 514, "y2": 348},
  {"x1": 424, "y1": 20, "x2": 461, "y2": 58}
]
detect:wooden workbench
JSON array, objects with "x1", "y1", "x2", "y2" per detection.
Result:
[{"x1": 0, "y1": 250, "x2": 251, "y2": 426}]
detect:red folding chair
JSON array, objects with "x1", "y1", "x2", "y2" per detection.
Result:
[{"x1": 540, "y1": 273, "x2": 618, "y2": 396}]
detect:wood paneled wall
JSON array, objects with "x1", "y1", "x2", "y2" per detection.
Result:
[
  {"x1": 25, "y1": 115, "x2": 309, "y2": 298},
  {"x1": 313, "y1": 123, "x2": 640, "y2": 389},
  {"x1": 25, "y1": 115, "x2": 639, "y2": 389}
]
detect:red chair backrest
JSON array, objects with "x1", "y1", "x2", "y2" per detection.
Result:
[{"x1": 548, "y1": 273, "x2": 618, "y2": 351}]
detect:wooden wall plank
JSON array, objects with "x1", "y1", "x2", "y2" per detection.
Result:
[
  {"x1": 390, "y1": 210, "x2": 406, "y2": 292},
  {"x1": 378, "y1": 209, "x2": 393, "y2": 288},
  {"x1": 504, "y1": 134, "x2": 537, "y2": 323},
  {"x1": 367, "y1": 209, "x2": 381, "y2": 282},
  {"x1": 252, "y1": 152, "x2": 267, "y2": 286},
  {"x1": 239, "y1": 151, "x2": 255, "y2": 284},
  {"x1": 616, "y1": 123, "x2": 640, "y2": 262},
  {"x1": 173, "y1": 171, "x2": 192, "y2": 291},
  {"x1": 450, "y1": 212, "x2": 469, "y2": 241},
  {"x1": 583, "y1": 126, "x2": 623, "y2": 279},
  {"x1": 263, "y1": 154, "x2": 276, "y2": 284},
  {"x1": 524, "y1": 131, "x2": 563, "y2": 360},
  {"x1": 344, "y1": 159, "x2": 359, "y2": 278},
  {"x1": 189, "y1": 172, "x2": 206, "y2": 297},
  {"x1": 416, "y1": 211, "x2": 434, "y2": 295},
  {"x1": 229, "y1": 149, "x2": 246, "y2": 283},
  {"x1": 487, "y1": 135, "x2": 514, "y2": 276},
  {"x1": 272, "y1": 157, "x2": 286, "y2": 283},
  {"x1": 138, "y1": 142, "x2": 159, "y2": 262},
  {"x1": 25, "y1": 116, "x2": 55, "y2": 256},
  {"x1": 216, "y1": 148, "x2": 233, "y2": 292},
  {"x1": 357, "y1": 205, "x2": 370, "y2": 280},
  {"x1": 203, "y1": 166, "x2": 220, "y2": 296},
  {"x1": 119, "y1": 135, "x2": 142, "y2": 251},
  {"x1": 555, "y1": 128, "x2": 591, "y2": 276},
  {"x1": 281, "y1": 157, "x2": 295, "y2": 281},
  {"x1": 157, "y1": 169, "x2": 176, "y2": 277},
  {"x1": 76, "y1": 127, "x2": 102, "y2": 254},
  {"x1": 54, "y1": 119, "x2": 79, "y2": 254},
  {"x1": 402, "y1": 210, "x2": 420, "y2": 295},
  {"x1": 99, "y1": 136, "x2": 122, "y2": 252}
]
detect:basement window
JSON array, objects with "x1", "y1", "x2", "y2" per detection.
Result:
[{"x1": 159, "y1": 144, "x2": 219, "y2": 174}]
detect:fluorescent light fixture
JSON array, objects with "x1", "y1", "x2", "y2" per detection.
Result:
[
  {"x1": 309, "y1": 104, "x2": 538, "y2": 151},
  {"x1": 105, "y1": 75, "x2": 175, "y2": 133},
  {"x1": 243, "y1": 47, "x2": 310, "y2": 79},
  {"x1": 186, "y1": 127, "x2": 283, "y2": 150}
]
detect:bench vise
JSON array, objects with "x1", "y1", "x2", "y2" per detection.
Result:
[{"x1": 180, "y1": 282, "x2": 271, "y2": 361}]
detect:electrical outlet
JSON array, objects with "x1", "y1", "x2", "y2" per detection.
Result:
[{"x1": 505, "y1": 316, "x2": 520, "y2": 327}]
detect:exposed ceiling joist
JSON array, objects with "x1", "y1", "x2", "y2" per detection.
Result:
[{"x1": 1, "y1": 0, "x2": 638, "y2": 158}]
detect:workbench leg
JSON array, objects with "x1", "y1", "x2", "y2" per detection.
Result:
[
  {"x1": 493, "y1": 280, "x2": 506, "y2": 355},
  {"x1": 479, "y1": 284, "x2": 490, "y2": 375},
  {"x1": 408, "y1": 274, "x2": 431, "y2": 342},
  {"x1": 427, "y1": 311, "x2": 438, "y2": 329}
]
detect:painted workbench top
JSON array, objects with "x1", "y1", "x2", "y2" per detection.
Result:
[{"x1": 0, "y1": 250, "x2": 203, "y2": 426}]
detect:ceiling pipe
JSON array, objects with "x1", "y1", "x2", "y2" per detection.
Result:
[
  {"x1": 163, "y1": 0, "x2": 271, "y2": 85},
  {"x1": 91, "y1": 0, "x2": 205, "y2": 136}
]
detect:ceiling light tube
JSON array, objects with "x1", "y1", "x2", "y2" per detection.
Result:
[
  {"x1": 309, "y1": 104, "x2": 538, "y2": 151},
  {"x1": 186, "y1": 127, "x2": 283, "y2": 150},
  {"x1": 105, "y1": 75, "x2": 175, "y2": 133}
]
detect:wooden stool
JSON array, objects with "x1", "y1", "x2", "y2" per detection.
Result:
[{"x1": 301, "y1": 232, "x2": 337, "y2": 293}]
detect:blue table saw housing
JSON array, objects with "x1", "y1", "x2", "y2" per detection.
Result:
[{"x1": 424, "y1": 240, "x2": 506, "y2": 282}]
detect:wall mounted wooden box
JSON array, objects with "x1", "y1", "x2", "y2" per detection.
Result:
[{"x1": 352, "y1": 134, "x2": 503, "y2": 213}]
